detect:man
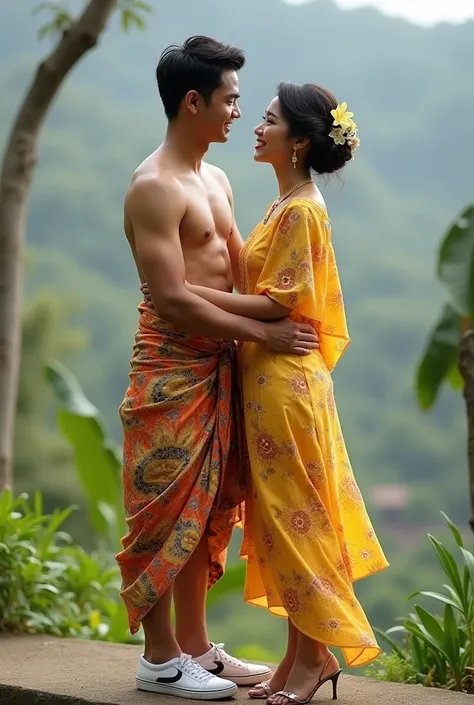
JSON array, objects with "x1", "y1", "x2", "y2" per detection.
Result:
[{"x1": 116, "y1": 36, "x2": 318, "y2": 700}]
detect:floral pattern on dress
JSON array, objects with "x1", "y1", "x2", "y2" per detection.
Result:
[{"x1": 239, "y1": 199, "x2": 389, "y2": 669}]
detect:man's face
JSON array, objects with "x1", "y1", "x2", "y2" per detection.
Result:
[{"x1": 197, "y1": 70, "x2": 242, "y2": 144}]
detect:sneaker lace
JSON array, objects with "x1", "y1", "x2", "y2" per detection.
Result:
[
  {"x1": 213, "y1": 643, "x2": 245, "y2": 668},
  {"x1": 180, "y1": 654, "x2": 213, "y2": 682}
]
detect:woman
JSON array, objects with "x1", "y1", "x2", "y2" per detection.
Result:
[{"x1": 183, "y1": 82, "x2": 389, "y2": 704}]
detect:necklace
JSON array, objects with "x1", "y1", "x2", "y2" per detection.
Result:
[{"x1": 262, "y1": 178, "x2": 314, "y2": 225}]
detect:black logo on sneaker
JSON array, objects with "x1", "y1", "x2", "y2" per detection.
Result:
[
  {"x1": 156, "y1": 669, "x2": 183, "y2": 684},
  {"x1": 208, "y1": 660, "x2": 225, "y2": 675}
]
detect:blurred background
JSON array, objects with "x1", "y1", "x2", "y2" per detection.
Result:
[{"x1": 2, "y1": 0, "x2": 474, "y2": 666}]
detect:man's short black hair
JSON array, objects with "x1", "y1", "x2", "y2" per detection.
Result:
[{"x1": 156, "y1": 36, "x2": 245, "y2": 120}]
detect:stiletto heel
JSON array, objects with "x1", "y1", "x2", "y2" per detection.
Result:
[
  {"x1": 330, "y1": 669, "x2": 341, "y2": 700},
  {"x1": 271, "y1": 655, "x2": 341, "y2": 705}
]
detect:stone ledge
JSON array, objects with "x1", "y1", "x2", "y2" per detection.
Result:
[{"x1": 0, "y1": 634, "x2": 473, "y2": 705}]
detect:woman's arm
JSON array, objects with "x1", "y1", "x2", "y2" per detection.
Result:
[{"x1": 186, "y1": 283, "x2": 289, "y2": 321}]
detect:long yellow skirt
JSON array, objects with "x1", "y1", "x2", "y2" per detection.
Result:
[{"x1": 240, "y1": 343, "x2": 389, "y2": 668}]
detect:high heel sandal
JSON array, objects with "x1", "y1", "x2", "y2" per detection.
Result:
[
  {"x1": 271, "y1": 654, "x2": 342, "y2": 703},
  {"x1": 249, "y1": 681, "x2": 275, "y2": 699}
]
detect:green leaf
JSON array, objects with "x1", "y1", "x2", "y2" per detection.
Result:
[
  {"x1": 0, "y1": 487, "x2": 12, "y2": 513},
  {"x1": 16, "y1": 541, "x2": 37, "y2": 554},
  {"x1": 410, "y1": 634, "x2": 427, "y2": 673},
  {"x1": 38, "y1": 23, "x2": 56, "y2": 40},
  {"x1": 428, "y1": 536, "x2": 464, "y2": 604},
  {"x1": 446, "y1": 360, "x2": 464, "y2": 391},
  {"x1": 119, "y1": 0, "x2": 151, "y2": 32},
  {"x1": 373, "y1": 626, "x2": 407, "y2": 660},
  {"x1": 405, "y1": 620, "x2": 448, "y2": 672},
  {"x1": 33, "y1": 492, "x2": 43, "y2": 518},
  {"x1": 107, "y1": 600, "x2": 130, "y2": 643},
  {"x1": 414, "y1": 605, "x2": 446, "y2": 647},
  {"x1": 207, "y1": 563, "x2": 246, "y2": 609},
  {"x1": 36, "y1": 584, "x2": 60, "y2": 595},
  {"x1": 97, "y1": 502, "x2": 125, "y2": 554},
  {"x1": 385, "y1": 625, "x2": 407, "y2": 636},
  {"x1": 460, "y1": 547, "x2": 474, "y2": 594},
  {"x1": 444, "y1": 584, "x2": 463, "y2": 606},
  {"x1": 44, "y1": 361, "x2": 97, "y2": 416},
  {"x1": 131, "y1": 13, "x2": 146, "y2": 30},
  {"x1": 415, "y1": 303, "x2": 461, "y2": 410},
  {"x1": 441, "y1": 512, "x2": 464, "y2": 548},
  {"x1": 44, "y1": 362, "x2": 124, "y2": 548},
  {"x1": 131, "y1": 0, "x2": 152, "y2": 11},
  {"x1": 442, "y1": 604, "x2": 459, "y2": 667},
  {"x1": 413, "y1": 591, "x2": 462, "y2": 613},
  {"x1": 121, "y1": 9, "x2": 132, "y2": 30},
  {"x1": 25, "y1": 611, "x2": 55, "y2": 629},
  {"x1": 438, "y1": 204, "x2": 474, "y2": 315}
]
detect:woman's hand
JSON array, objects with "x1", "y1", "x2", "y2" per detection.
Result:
[
  {"x1": 140, "y1": 281, "x2": 319, "y2": 354},
  {"x1": 141, "y1": 282, "x2": 153, "y2": 306}
]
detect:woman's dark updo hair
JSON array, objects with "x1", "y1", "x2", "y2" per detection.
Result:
[{"x1": 277, "y1": 82, "x2": 352, "y2": 175}]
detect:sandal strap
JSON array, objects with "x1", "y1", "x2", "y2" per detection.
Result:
[
  {"x1": 250, "y1": 681, "x2": 273, "y2": 696},
  {"x1": 258, "y1": 682, "x2": 272, "y2": 694},
  {"x1": 321, "y1": 652, "x2": 334, "y2": 676},
  {"x1": 274, "y1": 691, "x2": 302, "y2": 704}
]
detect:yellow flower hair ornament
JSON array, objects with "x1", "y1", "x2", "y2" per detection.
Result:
[{"x1": 329, "y1": 102, "x2": 359, "y2": 157}]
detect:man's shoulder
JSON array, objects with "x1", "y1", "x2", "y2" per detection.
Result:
[
  {"x1": 204, "y1": 161, "x2": 232, "y2": 192},
  {"x1": 127, "y1": 165, "x2": 184, "y2": 211}
]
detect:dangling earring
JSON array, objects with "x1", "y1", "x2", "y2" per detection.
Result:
[{"x1": 292, "y1": 147, "x2": 298, "y2": 169}]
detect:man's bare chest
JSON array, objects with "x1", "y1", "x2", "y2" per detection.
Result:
[{"x1": 179, "y1": 182, "x2": 233, "y2": 248}]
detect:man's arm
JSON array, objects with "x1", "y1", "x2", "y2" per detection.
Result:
[
  {"x1": 131, "y1": 176, "x2": 319, "y2": 354},
  {"x1": 128, "y1": 177, "x2": 316, "y2": 356},
  {"x1": 128, "y1": 175, "x2": 268, "y2": 342},
  {"x1": 212, "y1": 166, "x2": 244, "y2": 292}
]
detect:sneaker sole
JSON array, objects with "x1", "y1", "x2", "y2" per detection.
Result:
[
  {"x1": 136, "y1": 677, "x2": 238, "y2": 699},
  {"x1": 224, "y1": 670, "x2": 273, "y2": 686}
]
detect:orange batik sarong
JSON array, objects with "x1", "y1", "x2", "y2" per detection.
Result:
[{"x1": 116, "y1": 303, "x2": 245, "y2": 634}]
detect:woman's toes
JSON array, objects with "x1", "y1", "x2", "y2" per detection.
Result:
[
  {"x1": 272, "y1": 697, "x2": 287, "y2": 705},
  {"x1": 249, "y1": 688, "x2": 264, "y2": 697}
]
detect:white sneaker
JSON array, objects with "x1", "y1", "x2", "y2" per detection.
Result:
[
  {"x1": 136, "y1": 653, "x2": 238, "y2": 700},
  {"x1": 195, "y1": 643, "x2": 272, "y2": 686}
]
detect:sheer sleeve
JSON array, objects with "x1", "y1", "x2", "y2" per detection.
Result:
[{"x1": 255, "y1": 200, "x2": 350, "y2": 371}]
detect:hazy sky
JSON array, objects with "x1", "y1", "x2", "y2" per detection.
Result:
[{"x1": 285, "y1": 0, "x2": 474, "y2": 25}]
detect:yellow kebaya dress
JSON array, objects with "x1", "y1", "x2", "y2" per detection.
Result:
[{"x1": 239, "y1": 198, "x2": 389, "y2": 668}]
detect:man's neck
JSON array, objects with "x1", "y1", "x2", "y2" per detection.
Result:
[{"x1": 162, "y1": 122, "x2": 209, "y2": 172}]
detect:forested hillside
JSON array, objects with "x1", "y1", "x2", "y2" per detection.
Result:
[{"x1": 2, "y1": 0, "x2": 473, "y2": 646}]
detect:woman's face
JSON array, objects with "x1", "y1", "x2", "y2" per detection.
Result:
[{"x1": 253, "y1": 97, "x2": 294, "y2": 167}]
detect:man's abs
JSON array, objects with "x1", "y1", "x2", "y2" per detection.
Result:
[
  {"x1": 183, "y1": 236, "x2": 233, "y2": 292},
  {"x1": 125, "y1": 218, "x2": 233, "y2": 294}
]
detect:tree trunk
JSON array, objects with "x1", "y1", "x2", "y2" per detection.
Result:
[
  {"x1": 0, "y1": 0, "x2": 117, "y2": 491},
  {"x1": 459, "y1": 329, "x2": 474, "y2": 532}
]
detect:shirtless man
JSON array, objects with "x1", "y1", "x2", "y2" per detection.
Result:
[{"x1": 117, "y1": 36, "x2": 318, "y2": 700}]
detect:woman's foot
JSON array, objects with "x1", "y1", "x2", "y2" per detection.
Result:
[
  {"x1": 248, "y1": 656, "x2": 294, "y2": 699},
  {"x1": 268, "y1": 652, "x2": 340, "y2": 705}
]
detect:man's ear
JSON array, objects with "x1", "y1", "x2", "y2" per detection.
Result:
[{"x1": 184, "y1": 90, "x2": 200, "y2": 115}]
